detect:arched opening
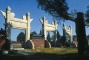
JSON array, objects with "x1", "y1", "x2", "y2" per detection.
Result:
[
  {"x1": 11, "y1": 28, "x2": 25, "y2": 41},
  {"x1": 11, "y1": 29, "x2": 25, "y2": 48}
]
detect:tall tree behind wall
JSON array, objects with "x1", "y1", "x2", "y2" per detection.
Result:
[
  {"x1": 47, "y1": 32, "x2": 51, "y2": 42},
  {"x1": 57, "y1": 30, "x2": 60, "y2": 40},
  {"x1": 17, "y1": 32, "x2": 25, "y2": 43},
  {"x1": 39, "y1": 30, "x2": 42, "y2": 35},
  {"x1": 37, "y1": 0, "x2": 69, "y2": 20},
  {"x1": 30, "y1": 31, "x2": 38, "y2": 39}
]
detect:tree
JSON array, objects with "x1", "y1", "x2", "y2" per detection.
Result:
[
  {"x1": 0, "y1": 28, "x2": 11, "y2": 50},
  {"x1": 51, "y1": 34, "x2": 55, "y2": 41},
  {"x1": 60, "y1": 36, "x2": 66, "y2": 47},
  {"x1": 85, "y1": 6, "x2": 89, "y2": 25},
  {"x1": 57, "y1": 30, "x2": 60, "y2": 40},
  {"x1": 86, "y1": 35, "x2": 89, "y2": 40},
  {"x1": 17, "y1": 32, "x2": 25, "y2": 43},
  {"x1": 47, "y1": 32, "x2": 51, "y2": 42},
  {"x1": 75, "y1": 12, "x2": 88, "y2": 54},
  {"x1": 39, "y1": 30, "x2": 42, "y2": 35},
  {"x1": 37, "y1": 0, "x2": 70, "y2": 20},
  {"x1": 30, "y1": 31, "x2": 38, "y2": 39},
  {"x1": 37, "y1": 0, "x2": 88, "y2": 54},
  {"x1": 31, "y1": 31, "x2": 37, "y2": 35}
]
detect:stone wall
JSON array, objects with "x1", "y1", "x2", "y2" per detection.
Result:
[
  {"x1": 11, "y1": 42, "x2": 22, "y2": 48},
  {"x1": 32, "y1": 39, "x2": 45, "y2": 49},
  {"x1": 0, "y1": 40, "x2": 6, "y2": 48}
]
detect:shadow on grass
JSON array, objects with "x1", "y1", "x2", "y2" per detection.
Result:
[{"x1": 0, "y1": 52, "x2": 89, "y2": 60}]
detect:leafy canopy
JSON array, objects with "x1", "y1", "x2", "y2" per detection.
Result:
[
  {"x1": 17, "y1": 32, "x2": 25, "y2": 43},
  {"x1": 37, "y1": 0, "x2": 70, "y2": 20}
]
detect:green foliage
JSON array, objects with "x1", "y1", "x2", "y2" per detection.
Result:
[
  {"x1": 47, "y1": 32, "x2": 51, "y2": 42},
  {"x1": 31, "y1": 31, "x2": 37, "y2": 35},
  {"x1": 50, "y1": 31, "x2": 60, "y2": 41},
  {"x1": 30, "y1": 31, "x2": 38, "y2": 39},
  {"x1": 39, "y1": 30, "x2": 42, "y2": 35},
  {"x1": 37, "y1": 0, "x2": 69, "y2": 20},
  {"x1": 73, "y1": 35, "x2": 77, "y2": 38},
  {"x1": 86, "y1": 10, "x2": 89, "y2": 18},
  {"x1": 17, "y1": 32, "x2": 25, "y2": 43},
  {"x1": 25, "y1": 48, "x2": 77, "y2": 55},
  {"x1": 60, "y1": 36, "x2": 66, "y2": 46},
  {"x1": 85, "y1": 6, "x2": 89, "y2": 23},
  {"x1": 86, "y1": 35, "x2": 89, "y2": 40},
  {"x1": 51, "y1": 34, "x2": 55, "y2": 41},
  {"x1": 57, "y1": 30, "x2": 60, "y2": 40},
  {"x1": 0, "y1": 28, "x2": 6, "y2": 39}
]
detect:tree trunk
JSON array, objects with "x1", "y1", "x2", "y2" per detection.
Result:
[{"x1": 75, "y1": 12, "x2": 88, "y2": 54}]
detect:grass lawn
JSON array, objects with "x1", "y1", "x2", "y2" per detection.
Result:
[
  {"x1": 0, "y1": 47, "x2": 89, "y2": 60},
  {"x1": 28, "y1": 47, "x2": 78, "y2": 55}
]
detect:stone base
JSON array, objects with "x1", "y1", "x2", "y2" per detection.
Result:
[
  {"x1": 26, "y1": 40, "x2": 34, "y2": 49},
  {"x1": 45, "y1": 40, "x2": 51, "y2": 48},
  {"x1": 32, "y1": 39, "x2": 45, "y2": 49},
  {"x1": 11, "y1": 48, "x2": 24, "y2": 50},
  {"x1": 3, "y1": 50, "x2": 8, "y2": 54}
]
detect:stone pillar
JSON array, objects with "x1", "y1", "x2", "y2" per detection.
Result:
[
  {"x1": 69, "y1": 26, "x2": 73, "y2": 43},
  {"x1": 6, "y1": 6, "x2": 11, "y2": 23},
  {"x1": 3, "y1": 6, "x2": 11, "y2": 51},
  {"x1": 42, "y1": 16, "x2": 47, "y2": 40},
  {"x1": 54, "y1": 20, "x2": 57, "y2": 41},
  {"x1": 25, "y1": 12, "x2": 34, "y2": 49},
  {"x1": 6, "y1": 6, "x2": 11, "y2": 40},
  {"x1": 26, "y1": 12, "x2": 30, "y2": 42}
]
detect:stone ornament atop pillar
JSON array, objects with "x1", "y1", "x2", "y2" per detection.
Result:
[{"x1": 7, "y1": 6, "x2": 11, "y2": 11}]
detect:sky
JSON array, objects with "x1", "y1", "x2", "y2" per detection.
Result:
[{"x1": 0, "y1": 0, "x2": 89, "y2": 41}]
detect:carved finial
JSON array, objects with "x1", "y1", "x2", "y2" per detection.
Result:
[
  {"x1": 54, "y1": 20, "x2": 56, "y2": 24},
  {"x1": 7, "y1": 6, "x2": 11, "y2": 11},
  {"x1": 0, "y1": 10, "x2": 6, "y2": 18},
  {"x1": 22, "y1": 15, "x2": 26, "y2": 20},
  {"x1": 27, "y1": 12, "x2": 30, "y2": 16},
  {"x1": 42, "y1": 16, "x2": 46, "y2": 20},
  {"x1": 11, "y1": 12, "x2": 15, "y2": 18},
  {"x1": 69, "y1": 25, "x2": 72, "y2": 30}
]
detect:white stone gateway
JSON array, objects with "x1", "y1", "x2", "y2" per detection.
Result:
[
  {"x1": 62, "y1": 23, "x2": 73, "y2": 43},
  {"x1": 40, "y1": 16, "x2": 58, "y2": 41},
  {"x1": 0, "y1": 6, "x2": 33, "y2": 42}
]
